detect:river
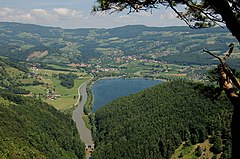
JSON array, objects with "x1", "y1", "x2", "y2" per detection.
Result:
[{"x1": 72, "y1": 81, "x2": 93, "y2": 158}]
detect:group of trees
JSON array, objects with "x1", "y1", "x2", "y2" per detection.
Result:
[
  {"x1": 0, "y1": 89, "x2": 85, "y2": 158},
  {"x1": 92, "y1": 80, "x2": 232, "y2": 158},
  {"x1": 59, "y1": 73, "x2": 78, "y2": 89}
]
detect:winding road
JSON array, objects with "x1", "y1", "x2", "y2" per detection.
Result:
[{"x1": 72, "y1": 80, "x2": 94, "y2": 158}]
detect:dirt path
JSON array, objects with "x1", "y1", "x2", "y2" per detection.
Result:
[{"x1": 72, "y1": 80, "x2": 94, "y2": 159}]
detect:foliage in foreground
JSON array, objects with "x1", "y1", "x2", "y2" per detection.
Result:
[
  {"x1": 0, "y1": 90, "x2": 85, "y2": 159},
  {"x1": 93, "y1": 80, "x2": 233, "y2": 159}
]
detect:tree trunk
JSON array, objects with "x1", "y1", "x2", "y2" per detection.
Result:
[
  {"x1": 224, "y1": 88, "x2": 240, "y2": 158},
  {"x1": 208, "y1": 1, "x2": 240, "y2": 157},
  {"x1": 219, "y1": 67, "x2": 240, "y2": 158},
  {"x1": 232, "y1": 108, "x2": 240, "y2": 158},
  {"x1": 211, "y1": 0, "x2": 240, "y2": 43}
]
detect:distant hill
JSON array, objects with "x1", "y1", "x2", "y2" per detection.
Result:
[
  {"x1": 93, "y1": 80, "x2": 232, "y2": 159},
  {"x1": 0, "y1": 22, "x2": 239, "y2": 68}
]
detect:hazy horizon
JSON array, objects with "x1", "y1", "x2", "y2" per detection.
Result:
[{"x1": 0, "y1": 0, "x2": 185, "y2": 29}]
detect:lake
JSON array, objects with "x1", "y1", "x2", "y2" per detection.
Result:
[{"x1": 91, "y1": 78, "x2": 163, "y2": 112}]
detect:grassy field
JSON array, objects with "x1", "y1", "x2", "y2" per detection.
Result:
[
  {"x1": 37, "y1": 68, "x2": 85, "y2": 76},
  {"x1": 5, "y1": 67, "x2": 25, "y2": 77},
  {"x1": 171, "y1": 139, "x2": 221, "y2": 159},
  {"x1": 23, "y1": 85, "x2": 46, "y2": 94},
  {"x1": 21, "y1": 67, "x2": 91, "y2": 110},
  {"x1": 44, "y1": 78, "x2": 89, "y2": 110}
]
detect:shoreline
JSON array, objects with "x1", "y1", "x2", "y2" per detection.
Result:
[
  {"x1": 90, "y1": 77, "x2": 166, "y2": 112},
  {"x1": 92, "y1": 76, "x2": 166, "y2": 85}
]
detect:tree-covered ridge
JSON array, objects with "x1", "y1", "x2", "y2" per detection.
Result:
[
  {"x1": 93, "y1": 80, "x2": 232, "y2": 159},
  {"x1": 0, "y1": 90, "x2": 85, "y2": 159}
]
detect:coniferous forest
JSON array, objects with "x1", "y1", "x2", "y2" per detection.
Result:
[{"x1": 93, "y1": 80, "x2": 233, "y2": 159}]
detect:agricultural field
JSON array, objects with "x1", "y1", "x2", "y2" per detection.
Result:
[
  {"x1": 0, "y1": 58, "x2": 91, "y2": 110},
  {"x1": 21, "y1": 67, "x2": 91, "y2": 110},
  {"x1": 43, "y1": 78, "x2": 88, "y2": 110}
]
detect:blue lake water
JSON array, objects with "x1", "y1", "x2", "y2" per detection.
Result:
[{"x1": 91, "y1": 78, "x2": 163, "y2": 112}]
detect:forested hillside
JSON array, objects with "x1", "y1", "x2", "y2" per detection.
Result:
[
  {"x1": 0, "y1": 89, "x2": 85, "y2": 158},
  {"x1": 93, "y1": 80, "x2": 233, "y2": 159},
  {"x1": 0, "y1": 57, "x2": 85, "y2": 158},
  {"x1": 0, "y1": 57, "x2": 30, "y2": 94}
]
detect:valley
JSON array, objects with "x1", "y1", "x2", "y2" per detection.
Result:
[
  {"x1": 1, "y1": 22, "x2": 240, "y2": 81},
  {"x1": 1, "y1": 58, "x2": 91, "y2": 110},
  {"x1": 0, "y1": 22, "x2": 238, "y2": 159}
]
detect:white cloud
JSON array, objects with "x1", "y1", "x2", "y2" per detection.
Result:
[
  {"x1": 0, "y1": 6, "x2": 184, "y2": 28},
  {"x1": 159, "y1": 10, "x2": 177, "y2": 20},
  {"x1": 53, "y1": 8, "x2": 83, "y2": 18},
  {"x1": 135, "y1": 11, "x2": 153, "y2": 17},
  {"x1": 18, "y1": 13, "x2": 33, "y2": 20},
  {"x1": 0, "y1": 8, "x2": 33, "y2": 21},
  {"x1": 30, "y1": 8, "x2": 58, "y2": 23},
  {"x1": 0, "y1": 8, "x2": 14, "y2": 16},
  {"x1": 31, "y1": 9, "x2": 48, "y2": 15}
]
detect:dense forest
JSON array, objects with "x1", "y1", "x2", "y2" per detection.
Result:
[
  {"x1": 0, "y1": 89, "x2": 85, "y2": 158},
  {"x1": 93, "y1": 80, "x2": 233, "y2": 158}
]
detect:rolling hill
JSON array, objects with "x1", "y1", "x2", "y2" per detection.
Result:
[{"x1": 0, "y1": 22, "x2": 239, "y2": 67}]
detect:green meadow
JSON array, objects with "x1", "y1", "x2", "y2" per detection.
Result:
[
  {"x1": 44, "y1": 78, "x2": 89, "y2": 110},
  {"x1": 21, "y1": 67, "x2": 90, "y2": 110}
]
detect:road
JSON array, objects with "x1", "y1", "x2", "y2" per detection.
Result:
[{"x1": 72, "y1": 81, "x2": 94, "y2": 159}]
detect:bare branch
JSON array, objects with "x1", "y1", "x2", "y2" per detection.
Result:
[
  {"x1": 223, "y1": 43, "x2": 234, "y2": 60},
  {"x1": 204, "y1": 44, "x2": 240, "y2": 91},
  {"x1": 203, "y1": 48, "x2": 225, "y2": 66},
  {"x1": 165, "y1": 0, "x2": 194, "y2": 28}
]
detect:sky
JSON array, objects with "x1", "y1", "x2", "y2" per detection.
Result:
[{"x1": 0, "y1": 0, "x2": 185, "y2": 29}]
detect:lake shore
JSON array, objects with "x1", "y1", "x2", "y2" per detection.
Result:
[{"x1": 91, "y1": 77, "x2": 164, "y2": 112}]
